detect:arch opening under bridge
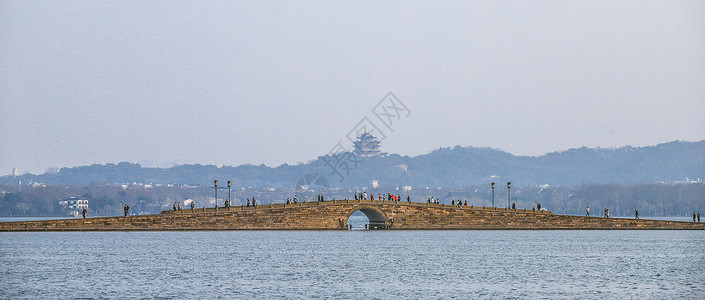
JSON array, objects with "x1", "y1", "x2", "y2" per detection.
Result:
[{"x1": 346, "y1": 206, "x2": 389, "y2": 230}]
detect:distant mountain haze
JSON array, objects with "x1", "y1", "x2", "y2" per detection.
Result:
[{"x1": 2, "y1": 140, "x2": 703, "y2": 188}]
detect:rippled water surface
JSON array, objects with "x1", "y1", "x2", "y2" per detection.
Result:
[{"x1": 1, "y1": 230, "x2": 703, "y2": 299}]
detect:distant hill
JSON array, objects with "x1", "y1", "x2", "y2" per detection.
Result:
[{"x1": 3, "y1": 140, "x2": 703, "y2": 188}]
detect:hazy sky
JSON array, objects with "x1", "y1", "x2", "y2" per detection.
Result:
[{"x1": 2, "y1": 1, "x2": 704, "y2": 175}]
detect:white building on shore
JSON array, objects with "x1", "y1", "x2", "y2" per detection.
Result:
[{"x1": 58, "y1": 195, "x2": 89, "y2": 217}]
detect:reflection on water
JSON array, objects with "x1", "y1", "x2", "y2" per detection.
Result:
[{"x1": 1, "y1": 230, "x2": 703, "y2": 298}]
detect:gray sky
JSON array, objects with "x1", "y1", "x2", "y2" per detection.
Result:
[{"x1": 2, "y1": 1, "x2": 704, "y2": 175}]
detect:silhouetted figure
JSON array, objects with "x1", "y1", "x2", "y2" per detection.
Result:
[
  {"x1": 698, "y1": 212, "x2": 701, "y2": 222},
  {"x1": 190, "y1": 201, "x2": 194, "y2": 210},
  {"x1": 464, "y1": 200, "x2": 467, "y2": 206},
  {"x1": 512, "y1": 203, "x2": 515, "y2": 209},
  {"x1": 604, "y1": 208, "x2": 608, "y2": 218},
  {"x1": 452, "y1": 200, "x2": 455, "y2": 205},
  {"x1": 537, "y1": 203, "x2": 541, "y2": 210},
  {"x1": 287, "y1": 198, "x2": 291, "y2": 204},
  {"x1": 354, "y1": 194, "x2": 358, "y2": 200},
  {"x1": 635, "y1": 210, "x2": 639, "y2": 219},
  {"x1": 586, "y1": 206, "x2": 590, "y2": 217},
  {"x1": 246, "y1": 198, "x2": 250, "y2": 207},
  {"x1": 82, "y1": 208, "x2": 87, "y2": 218},
  {"x1": 178, "y1": 202, "x2": 181, "y2": 210},
  {"x1": 406, "y1": 195, "x2": 410, "y2": 202},
  {"x1": 124, "y1": 204, "x2": 130, "y2": 216},
  {"x1": 173, "y1": 202, "x2": 177, "y2": 211},
  {"x1": 252, "y1": 198, "x2": 256, "y2": 207}
]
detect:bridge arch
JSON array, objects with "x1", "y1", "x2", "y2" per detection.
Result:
[{"x1": 345, "y1": 205, "x2": 389, "y2": 229}]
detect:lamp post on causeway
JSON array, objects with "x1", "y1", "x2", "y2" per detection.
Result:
[
  {"x1": 491, "y1": 182, "x2": 495, "y2": 208},
  {"x1": 507, "y1": 182, "x2": 511, "y2": 209},
  {"x1": 227, "y1": 180, "x2": 232, "y2": 207},
  {"x1": 214, "y1": 180, "x2": 218, "y2": 210}
]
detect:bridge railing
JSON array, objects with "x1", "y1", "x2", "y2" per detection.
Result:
[{"x1": 161, "y1": 198, "x2": 552, "y2": 215}]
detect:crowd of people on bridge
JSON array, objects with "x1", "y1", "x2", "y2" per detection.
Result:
[{"x1": 353, "y1": 192, "x2": 405, "y2": 202}]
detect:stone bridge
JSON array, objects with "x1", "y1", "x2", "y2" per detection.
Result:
[{"x1": 1, "y1": 199, "x2": 703, "y2": 231}]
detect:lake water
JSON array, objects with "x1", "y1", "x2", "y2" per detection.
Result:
[{"x1": 1, "y1": 229, "x2": 703, "y2": 299}]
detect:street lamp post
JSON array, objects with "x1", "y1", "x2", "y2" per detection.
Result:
[
  {"x1": 214, "y1": 180, "x2": 218, "y2": 209},
  {"x1": 507, "y1": 182, "x2": 511, "y2": 209},
  {"x1": 228, "y1": 180, "x2": 232, "y2": 207},
  {"x1": 491, "y1": 182, "x2": 495, "y2": 208}
]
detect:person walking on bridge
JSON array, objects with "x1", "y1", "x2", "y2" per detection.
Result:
[
  {"x1": 124, "y1": 204, "x2": 130, "y2": 217},
  {"x1": 586, "y1": 206, "x2": 590, "y2": 217}
]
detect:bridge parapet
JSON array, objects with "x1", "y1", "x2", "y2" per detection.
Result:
[{"x1": 161, "y1": 199, "x2": 553, "y2": 216}]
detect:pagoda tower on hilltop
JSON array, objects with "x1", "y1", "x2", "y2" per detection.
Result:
[{"x1": 353, "y1": 132, "x2": 386, "y2": 157}]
